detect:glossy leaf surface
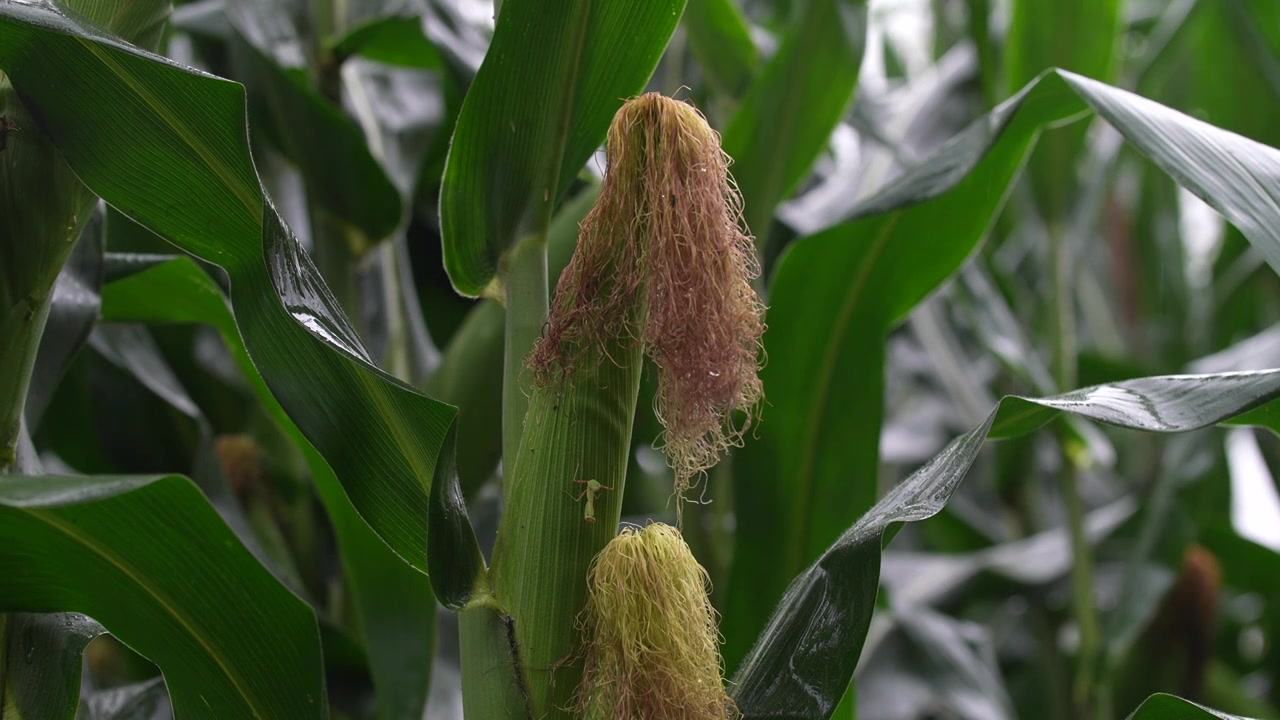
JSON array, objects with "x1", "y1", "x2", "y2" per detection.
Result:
[
  {"x1": 726, "y1": 68, "x2": 1280, "y2": 686},
  {"x1": 0, "y1": 1, "x2": 455, "y2": 572},
  {"x1": 732, "y1": 370, "x2": 1280, "y2": 719},
  {"x1": 100, "y1": 256, "x2": 438, "y2": 720},
  {"x1": 2, "y1": 613, "x2": 104, "y2": 720},
  {"x1": 0, "y1": 474, "x2": 324, "y2": 719},
  {"x1": 1126, "y1": 694, "x2": 1257, "y2": 720}
]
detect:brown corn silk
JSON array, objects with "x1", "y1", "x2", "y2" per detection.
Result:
[
  {"x1": 528, "y1": 93, "x2": 764, "y2": 500},
  {"x1": 574, "y1": 523, "x2": 737, "y2": 719}
]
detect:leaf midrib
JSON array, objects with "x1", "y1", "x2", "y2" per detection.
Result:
[
  {"x1": 24, "y1": 494, "x2": 269, "y2": 718},
  {"x1": 77, "y1": 37, "x2": 261, "y2": 225},
  {"x1": 787, "y1": 212, "x2": 901, "y2": 577}
]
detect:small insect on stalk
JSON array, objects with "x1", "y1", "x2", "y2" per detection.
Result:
[
  {"x1": 569, "y1": 479, "x2": 613, "y2": 523},
  {"x1": 0, "y1": 115, "x2": 20, "y2": 152}
]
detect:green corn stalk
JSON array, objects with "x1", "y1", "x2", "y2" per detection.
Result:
[{"x1": 462, "y1": 92, "x2": 764, "y2": 718}]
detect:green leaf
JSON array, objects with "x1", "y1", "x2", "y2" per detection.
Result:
[
  {"x1": 721, "y1": 0, "x2": 867, "y2": 251},
  {"x1": 426, "y1": 425, "x2": 488, "y2": 610},
  {"x1": 1006, "y1": 0, "x2": 1120, "y2": 219},
  {"x1": 0, "y1": 474, "x2": 325, "y2": 718},
  {"x1": 425, "y1": 299, "x2": 504, "y2": 495},
  {"x1": 439, "y1": 0, "x2": 685, "y2": 296},
  {"x1": 1125, "y1": 693, "x2": 1258, "y2": 720},
  {"x1": 26, "y1": 205, "x2": 104, "y2": 427},
  {"x1": 330, "y1": 14, "x2": 443, "y2": 69},
  {"x1": 732, "y1": 370, "x2": 1280, "y2": 719},
  {"x1": 726, "y1": 67, "x2": 1280, "y2": 680},
  {"x1": 724, "y1": 69, "x2": 1076, "y2": 673},
  {"x1": 682, "y1": 0, "x2": 757, "y2": 98},
  {"x1": 0, "y1": 0, "x2": 455, "y2": 573},
  {"x1": 101, "y1": 256, "x2": 438, "y2": 720},
  {"x1": 426, "y1": 183, "x2": 600, "y2": 497},
  {"x1": 2, "y1": 613, "x2": 104, "y2": 720}
]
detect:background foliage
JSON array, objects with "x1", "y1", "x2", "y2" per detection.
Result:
[{"x1": 5, "y1": 0, "x2": 1280, "y2": 719}]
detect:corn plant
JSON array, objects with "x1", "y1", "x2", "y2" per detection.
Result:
[{"x1": 5, "y1": 0, "x2": 1280, "y2": 719}]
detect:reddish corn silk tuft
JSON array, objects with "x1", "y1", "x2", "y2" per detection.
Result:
[{"x1": 528, "y1": 94, "x2": 765, "y2": 504}]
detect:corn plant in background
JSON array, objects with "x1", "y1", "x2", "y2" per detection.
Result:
[{"x1": 4, "y1": 0, "x2": 1280, "y2": 719}]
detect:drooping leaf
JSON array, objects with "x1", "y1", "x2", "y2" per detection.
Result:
[
  {"x1": 1125, "y1": 693, "x2": 1258, "y2": 720},
  {"x1": 25, "y1": 203, "x2": 104, "y2": 427},
  {"x1": 726, "y1": 68, "x2": 1280, "y2": 681},
  {"x1": 0, "y1": 1, "x2": 456, "y2": 574},
  {"x1": 426, "y1": 425, "x2": 488, "y2": 610},
  {"x1": 724, "y1": 69, "x2": 1077, "y2": 673},
  {"x1": 0, "y1": 474, "x2": 325, "y2": 719},
  {"x1": 731, "y1": 370, "x2": 1280, "y2": 719},
  {"x1": 2, "y1": 613, "x2": 105, "y2": 720},
  {"x1": 439, "y1": 0, "x2": 685, "y2": 296},
  {"x1": 101, "y1": 255, "x2": 438, "y2": 720}
]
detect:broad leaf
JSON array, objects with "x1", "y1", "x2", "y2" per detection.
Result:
[
  {"x1": 725, "y1": 69, "x2": 1076, "y2": 672},
  {"x1": 0, "y1": 474, "x2": 325, "y2": 719},
  {"x1": 726, "y1": 68, "x2": 1280, "y2": 680},
  {"x1": 731, "y1": 370, "x2": 1280, "y2": 719},
  {"x1": 0, "y1": 1, "x2": 456, "y2": 573},
  {"x1": 439, "y1": 0, "x2": 684, "y2": 296},
  {"x1": 2, "y1": 613, "x2": 104, "y2": 720},
  {"x1": 1006, "y1": 0, "x2": 1120, "y2": 220},
  {"x1": 1126, "y1": 693, "x2": 1257, "y2": 720},
  {"x1": 101, "y1": 256, "x2": 438, "y2": 720},
  {"x1": 25, "y1": 204, "x2": 103, "y2": 427}
]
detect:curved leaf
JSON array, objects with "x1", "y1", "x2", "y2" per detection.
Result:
[
  {"x1": 726, "y1": 68, "x2": 1280, "y2": 675},
  {"x1": 0, "y1": 1, "x2": 455, "y2": 572},
  {"x1": 426, "y1": 424, "x2": 488, "y2": 610},
  {"x1": 1126, "y1": 693, "x2": 1257, "y2": 720},
  {"x1": 725, "y1": 69, "x2": 1078, "y2": 672},
  {"x1": 100, "y1": 255, "x2": 438, "y2": 720},
  {"x1": 26, "y1": 204, "x2": 104, "y2": 428},
  {"x1": 439, "y1": 0, "x2": 684, "y2": 296},
  {"x1": 0, "y1": 474, "x2": 325, "y2": 719},
  {"x1": 730, "y1": 370, "x2": 1280, "y2": 719},
  {"x1": 2, "y1": 613, "x2": 104, "y2": 720}
]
